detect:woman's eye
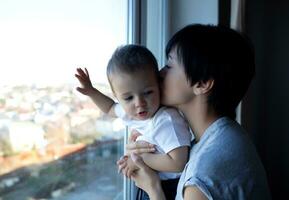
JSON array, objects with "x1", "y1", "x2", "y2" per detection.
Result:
[
  {"x1": 124, "y1": 96, "x2": 133, "y2": 101},
  {"x1": 144, "y1": 91, "x2": 153, "y2": 95}
]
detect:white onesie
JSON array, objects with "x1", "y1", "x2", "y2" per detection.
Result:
[{"x1": 115, "y1": 104, "x2": 192, "y2": 180}]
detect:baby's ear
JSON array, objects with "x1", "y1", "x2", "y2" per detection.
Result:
[{"x1": 192, "y1": 79, "x2": 214, "y2": 95}]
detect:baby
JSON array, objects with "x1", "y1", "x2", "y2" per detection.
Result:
[{"x1": 75, "y1": 44, "x2": 191, "y2": 200}]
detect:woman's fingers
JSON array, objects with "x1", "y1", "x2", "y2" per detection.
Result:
[
  {"x1": 129, "y1": 129, "x2": 142, "y2": 142},
  {"x1": 126, "y1": 141, "x2": 154, "y2": 149},
  {"x1": 117, "y1": 155, "x2": 128, "y2": 173},
  {"x1": 123, "y1": 166, "x2": 129, "y2": 177},
  {"x1": 127, "y1": 167, "x2": 136, "y2": 179},
  {"x1": 127, "y1": 168, "x2": 135, "y2": 179},
  {"x1": 118, "y1": 161, "x2": 127, "y2": 174},
  {"x1": 131, "y1": 153, "x2": 145, "y2": 166},
  {"x1": 116, "y1": 155, "x2": 128, "y2": 165},
  {"x1": 130, "y1": 153, "x2": 161, "y2": 191},
  {"x1": 126, "y1": 141, "x2": 155, "y2": 154}
]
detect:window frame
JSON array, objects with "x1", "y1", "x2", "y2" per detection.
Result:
[{"x1": 125, "y1": 0, "x2": 169, "y2": 199}]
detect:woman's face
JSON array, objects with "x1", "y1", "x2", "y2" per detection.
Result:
[{"x1": 160, "y1": 47, "x2": 194, "y2": 107}]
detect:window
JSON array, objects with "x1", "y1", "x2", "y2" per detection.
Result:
[{"x1": 0, "y1": 0, "x2": 128, "y2": 199}]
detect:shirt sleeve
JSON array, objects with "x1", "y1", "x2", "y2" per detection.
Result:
[
  {"x1": 184, "y1": 177, "x2": 213, "y2": 200},
  {"x1": 152, "y1": 109, "x2": 191, "y2": 153}
]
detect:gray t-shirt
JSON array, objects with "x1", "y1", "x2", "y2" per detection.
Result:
[{"x1": 176, "y1": 117, "x2": 271, "y2": 200}]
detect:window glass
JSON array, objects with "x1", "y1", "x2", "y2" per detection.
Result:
[{"x1": 0, "y1": 0, "x2": 127, "y2": 199}]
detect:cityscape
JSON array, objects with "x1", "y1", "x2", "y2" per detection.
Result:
[
  {"x1": 0, "y1": 0, "x2": 128, "y2": 199},
  {"x1": 0, "y1": 84, "x2": 124, "y2": 200}
]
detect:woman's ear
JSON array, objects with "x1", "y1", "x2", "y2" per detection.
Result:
[{"x1": 192, "y1": 79, "x2": 214, "y2": 95}]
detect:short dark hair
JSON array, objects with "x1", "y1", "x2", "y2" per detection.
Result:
[
  {"x1": 107, "y1": 44, "x2": 159, "y2": 82},
  {"x1": 166, "y1": 24, "x2": 255, "y2": 119}
]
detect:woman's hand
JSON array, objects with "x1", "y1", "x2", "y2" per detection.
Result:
[
  {"x1": 118, "y1": 142, "x2": 155, "y2": 175},
  {"x1": 126, "y1": 141, "x2": 155, "y2": 155},
  {"x1": 126, "y1": 129, "x2": 156, "y2": 155},
  {"x1": 116, "y1": 155, "x2": 139, "y2": 178},
  {"x1": 75, "y1": 67, "x2": 95, "y2": 96},
  {"x1": 129, "y1": 129, "x2": 142, "y2": 142},
  {"x1": 130, "y1": 153, "x2": 166, "y2": 200}
]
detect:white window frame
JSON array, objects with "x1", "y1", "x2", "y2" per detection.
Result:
[
  {"x1": 124, "y1": 1, "x2": 141, "y2": 199},
  {"x1": 124, "y1": 0, "x2": 169, "y2": 199}
]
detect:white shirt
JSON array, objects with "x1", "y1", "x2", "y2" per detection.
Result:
[{"x1": 114, "y1": 104, "x2": 192, "y2": 180}]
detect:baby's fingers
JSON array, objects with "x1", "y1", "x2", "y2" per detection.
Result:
[
  {"x1": 77, "y1": 68, "x2": 88, "y2": 78},
  {"x1": 75, "y1": 73, "x2": 86, "y2": 83},
  {"x1": 76, "y1": 87, "x2": 88, "y2": 95},
  {"x1": 85, "y1": 68, "x2": 90, "y2": 77}
]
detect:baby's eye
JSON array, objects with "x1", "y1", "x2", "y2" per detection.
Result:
[{"x1": 124, "y1": 96, "x2": 133, "y2": 101}]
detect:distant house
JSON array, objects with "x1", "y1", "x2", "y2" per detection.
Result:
[{"x1": 8, "y1": 122, "x2": 47, "y2": 152}]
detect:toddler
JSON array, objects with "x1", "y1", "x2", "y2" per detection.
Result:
[{"x1": 75, "y1": 44, "x2": 191, "y2": 200}]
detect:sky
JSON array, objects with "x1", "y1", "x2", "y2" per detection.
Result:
[{"x1": 0, "y1": 0, "x2": 127, "y2": 86}]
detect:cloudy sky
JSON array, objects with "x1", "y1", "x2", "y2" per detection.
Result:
[{"x1": 0, "y1": 0, "x2": 127, "y2": 86}]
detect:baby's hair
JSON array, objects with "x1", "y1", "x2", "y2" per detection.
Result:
[{"x1": 107, "y1": 44, "x2": 159, "y2": 83}]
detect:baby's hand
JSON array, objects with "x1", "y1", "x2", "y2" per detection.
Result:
[{"x1": 75, "y1": 68, "x2": 95, "y2": 96}]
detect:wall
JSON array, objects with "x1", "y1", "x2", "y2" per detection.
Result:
[
  {"x1": 169, "y1": 0, "x2": 218, "y2": 36},
  {"x1": 243, "y1": 0, "x2": 289, "y2": 198}
]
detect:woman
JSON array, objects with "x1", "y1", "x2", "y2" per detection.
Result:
[{"x1": 118, "y1": 24, "x2": 271, "y2": 200}]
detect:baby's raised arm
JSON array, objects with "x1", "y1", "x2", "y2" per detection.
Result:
[{"x1": 75, "y1": 67, "x2": 116, "y2": 117}]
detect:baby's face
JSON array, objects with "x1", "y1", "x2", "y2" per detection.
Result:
[{"x1": 111, "y1": 69, "x2": 160, "y2": 120}]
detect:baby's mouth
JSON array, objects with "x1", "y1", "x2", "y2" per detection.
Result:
[{"x1": 138, "y1": 111, "x2": 148, "y2": 117}]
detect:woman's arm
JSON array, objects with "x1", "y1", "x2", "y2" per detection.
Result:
[
  {"x1": 130, "y1": 153, "x2": 166, "y2": 200},
  {"x1": 123, "y1": 154, "x2": 208, "y2": 200},
  {"x1": 183, "y1": 186, "x2": 208, "y2": 200}
]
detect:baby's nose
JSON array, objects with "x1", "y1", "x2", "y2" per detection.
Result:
[{"x1": 136, "y1": 96, "x2": 147, "y2": 107}]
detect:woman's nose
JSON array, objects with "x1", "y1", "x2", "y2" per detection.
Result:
[{"x1": 159, "y1": 65, "x2": 167, "y2": 79}]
